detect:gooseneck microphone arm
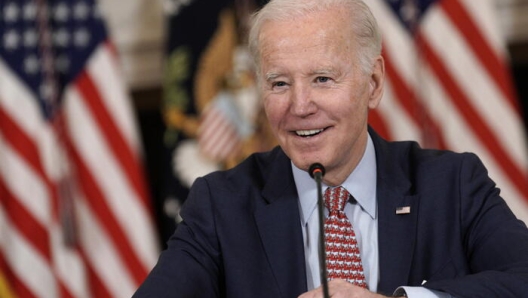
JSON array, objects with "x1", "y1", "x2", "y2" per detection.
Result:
[{"x1": 309, "y1": 163, "x2": 330, "y2": 298}]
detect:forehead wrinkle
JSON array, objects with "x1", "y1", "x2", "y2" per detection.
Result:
[{"x1": 311, "y1": 67, "x2": 337, "y2": 75}]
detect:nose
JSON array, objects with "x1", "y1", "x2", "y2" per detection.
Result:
[{"x1": 290, "y1": 83, "x2": 317, "y2": 117}]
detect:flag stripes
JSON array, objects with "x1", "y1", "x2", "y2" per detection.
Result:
[
  {"x1": 382, "y1": 49, "x2": 448, "y2": 149},
  {"x1": 0, "y1": 243, "x2": 35, "y2": 298},
  {"x1": 65, "y1": 141, "x2": 146, "y2": 285},
  {"x1": 368, "y1": 0, "x2": 528, "y2": 222},
  {"x1": 0, "y1": 257, "x2": 17, "y2": 298},
  {"x1": 198, "y1": 104, "x2": 242, "y2": 161},
  {"x1": 441, "y1": 0, "x2": 517, "y2": 109},
  {"x1": 0, "y1": 1, "x2": 158, "y2": 296},
  {"x1": 0, "y1": 179, "x2": 51, "y2": 261},
  {"x1": 76, "y1": 72, "x2": 151, "y2": 209},
  {"x1": 418, "y1": 31, "x2": 527, "y2": 197}
]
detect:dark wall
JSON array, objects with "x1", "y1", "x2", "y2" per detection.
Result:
[
  {"x1": 132, "y1": 88, "x2": 167, "y2": 245},
  {"x1": 510, "y1": 43, "x2": 528, "y2": 130}
]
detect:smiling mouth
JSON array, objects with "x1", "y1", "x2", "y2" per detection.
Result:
[{"x1": 295, "y1": 128, "x2": 325, "y2": 137}]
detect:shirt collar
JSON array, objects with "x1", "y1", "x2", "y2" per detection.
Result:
[{"x1": 293, "y1": 134, "x2": 378, "y2": 226}]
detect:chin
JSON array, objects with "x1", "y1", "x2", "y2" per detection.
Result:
[
  {"x1": 291, "y1": 156, "x2": 321, "y2": 172},
  {"x1": 285, "y1": 145, "x2": 327, "y2": 169}
]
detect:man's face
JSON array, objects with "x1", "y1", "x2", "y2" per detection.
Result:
[{"x1": 258, "y1": 8, "x2": 384, "y2": 185}]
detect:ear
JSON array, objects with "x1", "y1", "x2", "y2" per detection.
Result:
[{"x1": 367, "y1": 55, "x2": 385, "y2": 110}]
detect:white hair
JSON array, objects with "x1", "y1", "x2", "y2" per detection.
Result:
[{"x1": 248, "y1": 0, "x2": 382, "y2": 75}]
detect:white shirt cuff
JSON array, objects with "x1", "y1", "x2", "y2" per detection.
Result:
[{"x1": 394, "y1": 286, "x2": 453, "y2": 298}]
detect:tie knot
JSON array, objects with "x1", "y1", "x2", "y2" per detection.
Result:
[{"x1": 324, "y1": 186, "x2": 350, "y2": 212}]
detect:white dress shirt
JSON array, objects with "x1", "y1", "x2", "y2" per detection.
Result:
[{"x1": 292, "y1": 134, "x2": 452, "y2": 298}]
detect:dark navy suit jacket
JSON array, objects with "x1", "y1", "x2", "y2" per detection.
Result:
[{"x1": 133, "y1": 130, "x2": 528, "y2": 297}]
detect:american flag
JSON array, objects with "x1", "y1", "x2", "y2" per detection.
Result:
[
  {"x1": 367, "y1": 0, "x2": 528, "y2": 222},
  {"x1": 198, "y1": 92, "x2": 247, "y2": 162},
  {"x1": 0, "y1": 0, "x2": 158, "y2": 297}
]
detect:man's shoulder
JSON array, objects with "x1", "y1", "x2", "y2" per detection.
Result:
[
  {"x1": 374, "y1": 132, "x2": 475, "y2": 166},
  {"x1": 230, "y1": 145, "x2": 287, "y2": 175},
  {"x1": 373, "y1": 132, "x2": 483, "y2": 183},
  {"x1": 201, "y1": 146, "x2": 290, "y2": 190}
]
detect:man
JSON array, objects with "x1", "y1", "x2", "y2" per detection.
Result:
[{"x1": 134, "y1": 0, "x2": 528, "y2": 297}]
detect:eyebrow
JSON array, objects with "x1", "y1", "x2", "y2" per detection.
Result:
[
  {"x1": 264, "y1": 68, "x2": 338, "y2": 82},
  {"x1": 265, "y1": 72, "x2": 282, "y2": 82}
]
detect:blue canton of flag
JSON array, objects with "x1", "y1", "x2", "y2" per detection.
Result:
[
  {"x1": 384, "y1": 0, "x2": 436, "y2": 30},
  {"x1": 0, "y1": 0, "x2": 105, "y2": 119}
]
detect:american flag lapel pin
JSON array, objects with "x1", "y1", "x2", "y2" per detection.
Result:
[{"x1": 396, "y1": 206, "x2": 411, "y2": 215}]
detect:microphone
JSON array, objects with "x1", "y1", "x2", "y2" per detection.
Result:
[
  {"x1": 308, "y1": 163, "x2": 325, "y2": 180},
  {"x1": 308, "y1": 163, "x2": 329, "y2": 298}
]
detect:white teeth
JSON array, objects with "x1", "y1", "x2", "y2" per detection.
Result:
[{"x1": 296, "y1": 129, "x2": 324, "y2": 136}]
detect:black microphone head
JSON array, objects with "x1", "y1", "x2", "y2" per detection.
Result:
[{"x1": 308, "y1": 163, "x2": 325, "y2": 179}]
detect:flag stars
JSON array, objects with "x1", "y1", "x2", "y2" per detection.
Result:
[
  {"x1": 74, "y1": 29, "x2": 90, "y2": 47},
  {"x1": 24, "y1": 55, "x2": 40, "y2": 75},
  {"x1": 3, "y1": 30, "x2": 20, "y2": 50},
  {"x1": 39, "y1": 82, "x2": 54, "y2": 101},
  {"x1": 53, "y1": 2, "x2": 70, "y2": 22},
  {"x1": 23, "y1": 2, "x2": 37, "y2": 21},
  {"x1": 1, "y1": 0, "x2": 105, "y2": 99},
  {"x1": 54, "y1": 28, "x2": 70, "y2": 48},
  {"x1": 3, "y1": 2, "x2": 20, "y2": 23},
  {"x1": 74, "y1": 1, "x2": 90, "y2": 20},
  {"x1": 400, "y1": 0, "x2": 419, "y2": 24},
  {"x1": 23, "y1": 29, "x2": 38, "y2": 48}
]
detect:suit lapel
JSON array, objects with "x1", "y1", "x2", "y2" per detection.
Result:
[
  {"x1": 254, "y1": 149, "x2": 307, "y2": 297},
  {"x1": 370, "y1": 130, "x2": 419, "y2": 295},
  {"x1": 377, "y1": 191, "x2": 419, "y2": 294},
  {"x1": 252, "y1": 134, "x2": 420, "y2": 295}
]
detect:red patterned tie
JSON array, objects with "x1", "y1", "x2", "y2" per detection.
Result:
[{"x1": 324, "y1": 186, "x2": 367, "y2": 288}]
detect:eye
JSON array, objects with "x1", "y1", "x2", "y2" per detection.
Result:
[
  {"x1": 272, "y1": 81, "x2": 287, "y2": 88},
  {"x1": 315, "y1": 76, "x2": 331, "y2": 83}
]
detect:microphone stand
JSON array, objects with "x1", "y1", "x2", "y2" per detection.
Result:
[{"x1": 309, "y1": 163, "x2": 330, "y2": 298}]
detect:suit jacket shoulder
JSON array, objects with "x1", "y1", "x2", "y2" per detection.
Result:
[
  {"x1": 134, "y1": 146, "x2": 307, "y2": 298},
  {"x1": 370, "y1": 129, "x2": 528, "y2": 297},
  {"x1": 204, "y1": 146, "x2": 291, "y2": 195}
]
